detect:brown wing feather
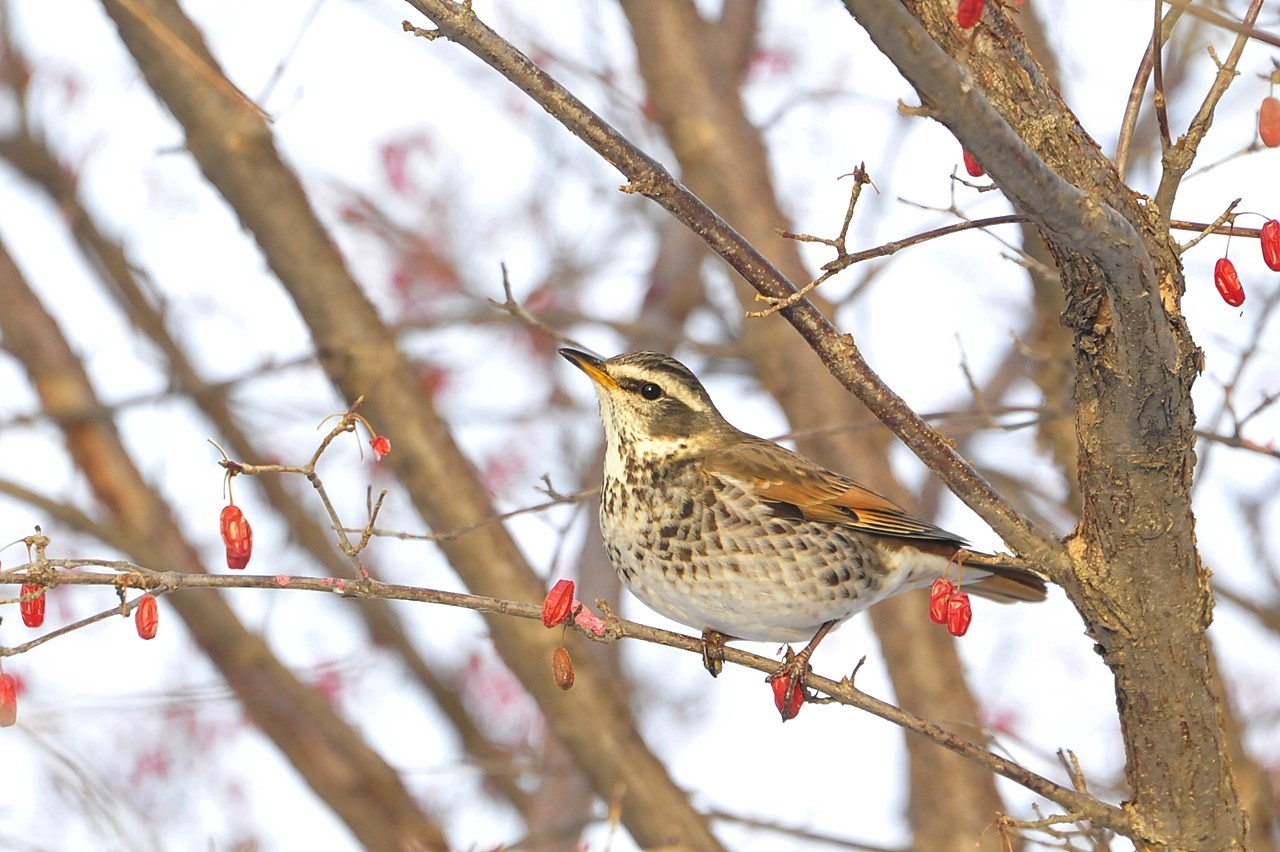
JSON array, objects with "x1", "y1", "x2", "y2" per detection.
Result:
[
  {"x1": 702, "y1": 438, "x2": 1049, "y2": 603},
  {"x1": 702, "y1": 439, "x2": 966, "y2": 546}
]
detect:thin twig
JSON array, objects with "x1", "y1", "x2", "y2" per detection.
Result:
[
  {"x1": 1177, "y1": 198, "x2": 1241, "y2": 254},
  {"x1": 1151, "y1": 0, "x2": 1172, "y2": 153},
  {"x1": 342, "y1": 486, "x2": 598, "y2": 542},
  {"x1": 751, "y1": 210, "x2": 1027, "y2": 318},
  {"x1": 488, "y1": 262, "x2": 585, "y2": 347},
  {"x1": 1153, "y1": 0, "x2": 1266, "y2": 217}
]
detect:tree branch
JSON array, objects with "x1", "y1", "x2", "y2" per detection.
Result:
[
  {"x1": 400, "y1": 0, "x2": 1069, "y2": 582},
  {"x1": 0, "y1": 560, "x2": 1131, "y2": 836}
]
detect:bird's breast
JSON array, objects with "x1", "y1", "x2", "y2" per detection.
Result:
[{"x1": 597, "y1": 466, "x2": 914, "y2": 642}]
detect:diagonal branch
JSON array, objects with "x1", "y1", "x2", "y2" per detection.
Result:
[{"x1": 401, "y1": 0, "x2": 1068, "y2": 580}]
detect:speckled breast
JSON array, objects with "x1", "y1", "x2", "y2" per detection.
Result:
[{"x1": 598, "y1": 460, "x2": 900, "y2": 643}]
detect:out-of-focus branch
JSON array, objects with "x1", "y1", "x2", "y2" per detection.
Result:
[
  {"x1": 94, "y1": 1, "x2": 722, "y2": 848},
  {"x1": 0, "y1": 104, "x2": 535, "y2": 819},
  {"x1": 1116, "y1": 3, "x2": 1186, "y2": 180}
]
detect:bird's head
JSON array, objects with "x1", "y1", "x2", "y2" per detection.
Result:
[{"x1": 559, "y1": 348, "x2": 730, "y2": 467}]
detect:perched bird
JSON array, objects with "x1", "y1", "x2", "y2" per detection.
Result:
[{"x1": 560, "y1": 348, "x2": 1046, "y2": 678}]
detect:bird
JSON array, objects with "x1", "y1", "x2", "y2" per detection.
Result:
[{"x1": 559, "y1": 347, "x2": 1046, "y2": 684}]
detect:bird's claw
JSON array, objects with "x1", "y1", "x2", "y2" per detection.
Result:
[
  {"x1": 764, "y1": 621, "x2": 838, "y2": 721},
  {"x1": 767, "y1": 647, "x2": 812, "y2": 721},
  {"x1": 700, "y1": 628, "x2": 729, "y2": 678}
]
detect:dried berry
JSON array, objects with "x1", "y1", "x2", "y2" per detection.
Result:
[
  {"x1": 1260, "y1": 220, "x2": 1280, "y2": 271},
  {"x1": 220, "y1": 505, "x2": 253, "y2": 570},
  {"x1": 771, "y1": 673, "x2": 805, "y2": 721},
  {"x1": 0, "y1": 673, "x2": 16, "y2": 727},
  {"x1": 20, "y1": 584, "x2": 45, "y2": 628},
  {"x1": 135, "y1": 594, "x2": 159, "y2": 640},
  {"x1": 1214, "y1": 258, "x2": 1245, "y2": 307},
  {"x1": 929, "y1": 578, "x2": 954, "y2": 625},
  {"x1": 962, "y1": 150, "x2": 984, "y2": 177},
  {"x1": 541, "y1": 579, "x2": 576, "y2": 628},
  {"x1": 552, "y1": 645, "x2": 575, "y2": 690},
  {"x1": 956, "y1": 0, "x2": 985, "y2": 29},
  {"x1": 1260, "y1": 97, "x2": 1280, "y2": 148},
  {"x1": 946, "y1": 591, "x2": 973, "y2": 637}
]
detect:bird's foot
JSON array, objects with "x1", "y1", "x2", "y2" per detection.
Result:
[
  {"x1": 766, "y1": 620, "x2": 837, "y2": 721},
  {"x1": 700, "y1": 628, "x2": 730, "y2": 678}
]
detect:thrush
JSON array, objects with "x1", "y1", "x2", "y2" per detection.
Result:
[{"x1": 560, "y1": 348, "x2": 1046, "y2": 680}]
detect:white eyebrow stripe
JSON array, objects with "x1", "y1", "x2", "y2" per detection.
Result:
[{"x1": 610, "y1": 365, "x2": 712, "y2": 413}]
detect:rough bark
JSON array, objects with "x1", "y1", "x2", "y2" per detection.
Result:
[{"x1": 846, "y1": 2, "x2": 1245, "y2": 846}]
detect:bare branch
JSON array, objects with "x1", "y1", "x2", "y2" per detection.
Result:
[{"x1": 0, "y1": 560, "x2": 1130, "y2": 834}]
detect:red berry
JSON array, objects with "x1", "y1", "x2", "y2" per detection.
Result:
[
  {"x1": 956, "y1": 0, "x2": 985, "y2": 29},
  {"x1": 541, "y1": 579, "x2": 576, "y2": 628},
  {"x1": 552, "y1": 645, "x2": 575, "y2": 690},
  {"x1": 0, "y1": 673, "x2": 17, "y2": 727},
  {"x1": 369, "y1": 434, "x2": 391, "y2": 460},
  {"x1": 770, "y1": 673, "x2": 805, "y2": 721},
  {"x1": 1260, "y1": 220, "x2": 1280, "y2": 271},
  {"x1": 961, "y1": 150, "x2": 985, "y2": 177},
  {"x1": 1260, "y1": 97, "x2": 1280, "y2": 148},
  {"x1": 19, "y1": 584, "x2": 45, "y2": 628},
  {"x1": 1214, "y1": 258, "x2": 1245, "y2": 307},
  {"x1": 929, "y1": 578, "x2": 954, "y2": 624},
  {"x1": 220, "y1": 505, "x2": 253, "y2": 570},
  {"x1": 135, "y1": 594, "x2": 159, "y2": 640},
  {"x1": 946, "y1": 591, "x2": 973, "y2": 637}
]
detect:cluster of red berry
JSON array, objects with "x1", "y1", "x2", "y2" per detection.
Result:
[
  {"x1": 17, "y1": 583, "x2": 158, "y2": 641},
  {"x1": 1211, "y1": 75, "x2": 1280, "y2": 308},
  {"x1": 3, "y1": 416, "x2": 394, "y2": 728},
  {"x1": 1214, "y1": 219, "x2": 1280, "y2": 308},
  {"x1": 929, "y1": 578, "x2": 972, "y2": 637},
  {"x1": 540, "y1": 579, "x2": 607, "y2": 692}
]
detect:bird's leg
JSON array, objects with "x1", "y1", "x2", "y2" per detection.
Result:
[
  {"x1": 768, "y1": 620, "x2": 838, "y2": 691},
  {"x1": 700, "y1": 628, "x2": 730, "y2": 678}
]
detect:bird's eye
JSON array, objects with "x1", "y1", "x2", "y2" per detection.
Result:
[{"x1": 639, "y1": 382, "x2": 664, "y2": 400}]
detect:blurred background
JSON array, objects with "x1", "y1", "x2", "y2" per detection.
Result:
[{"x1": 0, "y1": 1, "x2": 1278, "y2": 849}]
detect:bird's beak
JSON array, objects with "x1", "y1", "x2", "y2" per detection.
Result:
[{"x1": 559, "y1": 348, "x2": 619, "y2": 389}]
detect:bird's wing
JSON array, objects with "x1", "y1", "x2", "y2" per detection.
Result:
[{"x1": 702, "y1": 439, "x2": 966, "y2": 546}]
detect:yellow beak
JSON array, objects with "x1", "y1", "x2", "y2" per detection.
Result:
[{"x1": 559, "y1": 348, "x2": 619, "y2": 389}]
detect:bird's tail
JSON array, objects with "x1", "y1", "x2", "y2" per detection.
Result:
[{"x1": 957, "y1": 549, "x2": 1049, "y2": 603}]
